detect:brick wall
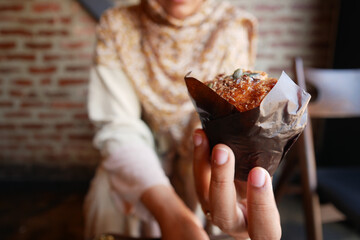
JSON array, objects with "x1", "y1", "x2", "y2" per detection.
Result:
[
  {"x1": 0, "y1": 0, "x2": 337, "y2": 177},
  {"x1": 0, "y1": 0, "x2": 99, "y2": 176}
]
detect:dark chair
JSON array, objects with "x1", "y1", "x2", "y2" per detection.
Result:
[{"x1": 275, "y1": 57, "x2": 360, "y2": 240}]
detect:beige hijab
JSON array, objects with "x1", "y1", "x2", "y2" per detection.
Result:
[{"x1": 95, "y1": 0, "x2": 257, "y2": 207}]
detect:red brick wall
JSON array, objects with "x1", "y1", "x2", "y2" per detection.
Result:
[
  {"x1": 247, "y1": 0, "x2": 338, "y2": 75},
  {"x1": 0, "y1": 0, "x2": 337, "y2": 171},
  {"x1": 0, "y1": 0, "x2": 99, "y2": 170}
]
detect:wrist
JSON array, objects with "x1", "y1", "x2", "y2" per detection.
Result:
[{"x1": 141, "y1": 185, "x2": 189, "y2": 225}]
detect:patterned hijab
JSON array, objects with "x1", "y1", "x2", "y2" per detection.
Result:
[
  {"x1": 97, "y1": 0, "x2": 256, "y2": 142},
  {"x1": 96, "y1": 0, "x2": 257, "y2": 208}
]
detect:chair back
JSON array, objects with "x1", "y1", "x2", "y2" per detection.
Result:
[
  {"x1": 304, "y1": 68, "x2": 360, "y2": 118},
  {"x1": 292, "y1": 57, "x2": 360, "y2": 239},
  {"x1": 294, "y1": 57, "x2": 323, "y2": 240}
]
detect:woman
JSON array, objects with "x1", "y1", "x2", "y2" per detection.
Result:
[{"x1": 84, "y1": 0, "x2": 281, "y2": 239}]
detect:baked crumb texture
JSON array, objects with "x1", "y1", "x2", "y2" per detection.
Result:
[{"x1": 204, "y1": 69, "x2": 277, "y2": 112}]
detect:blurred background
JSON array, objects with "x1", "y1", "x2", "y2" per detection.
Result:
[{"x1": 0, "y1": 0, "x2": 359, "y2": 239}]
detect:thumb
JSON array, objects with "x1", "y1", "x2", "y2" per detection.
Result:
[{"x1": 247, "y1": 167, "x2": 282, "y2": 240}]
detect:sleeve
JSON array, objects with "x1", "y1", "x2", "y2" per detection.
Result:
[{"x1": 88, "y1": 10, "x2": 171, "y2": 216}]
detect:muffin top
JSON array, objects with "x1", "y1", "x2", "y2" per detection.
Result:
[{"x1": 204, "y1": 69, "x2": 278, "y2": 112}]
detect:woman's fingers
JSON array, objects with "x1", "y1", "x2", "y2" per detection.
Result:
[
  {"x1": 193, "y1": 129, "x2": 211, "y2": 212},
  {"x1": 209, "y1": 145, "x2": 246, "y2": 234},
  {"x1": 208, "y1": 148, "x2": 281, "y2": 239},
  {"x1": 247, "y1": 167, "x2": 282, "y2": 240},
  {"x1": 193, "y1": 131, "x2": 281, "y2": 239}
]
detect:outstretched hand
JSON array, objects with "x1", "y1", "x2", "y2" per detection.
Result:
[{"x1": 193, "y1": 129, "x2": 282, "y2": 240}]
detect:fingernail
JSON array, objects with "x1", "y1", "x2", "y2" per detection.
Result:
[
  {"x1": 250, "y1": 167, "x2": 266, "y2": 188},
  {"x1": 213, "y1": 148, "x2": 228, "y2": 165},
  {"x1": 193, "y1": 133, "x2": 203, "y2": 147}
]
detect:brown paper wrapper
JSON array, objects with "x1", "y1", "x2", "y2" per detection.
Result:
[{"x1": 185, "y1": 72, "x2": 311, "y2": 181}]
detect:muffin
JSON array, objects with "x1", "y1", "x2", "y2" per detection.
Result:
[{"x1": 185, "y1": 69, "x2": 310, "y2": 180}]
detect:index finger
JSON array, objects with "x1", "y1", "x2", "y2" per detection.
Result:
[{"x1": 209, "y1": 145, "x2": 246, "y2": 234}]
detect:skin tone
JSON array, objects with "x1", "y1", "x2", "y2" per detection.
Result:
[
  {"x1": 141, "y1": 185, "x2": 208, "y2": 239},
  {"x1": 156, "y1": 0, "x2": 204, "y2": 20},
  {"x1": 141, "y1": 129, "x2": 282, "y2": 240}
]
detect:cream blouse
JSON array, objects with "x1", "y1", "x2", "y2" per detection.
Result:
[{"x1": 87, "y1": 0, "x2": 257, "y2": 219}]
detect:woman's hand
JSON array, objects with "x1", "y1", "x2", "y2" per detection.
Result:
[
  {"x1": 141, "y1": 185, "x2": 209, "y2": 240},
  {"x1": 193, "y1": 129, "x2": 282, "y2": 240}
]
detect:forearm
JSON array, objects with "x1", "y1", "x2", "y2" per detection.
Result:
[
  {"x1": 141, "y1": 185, "x2": 208, "y2": 240},
  {"x1": 141, "y1": 185, "x2": 188, "y2": 226}
]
